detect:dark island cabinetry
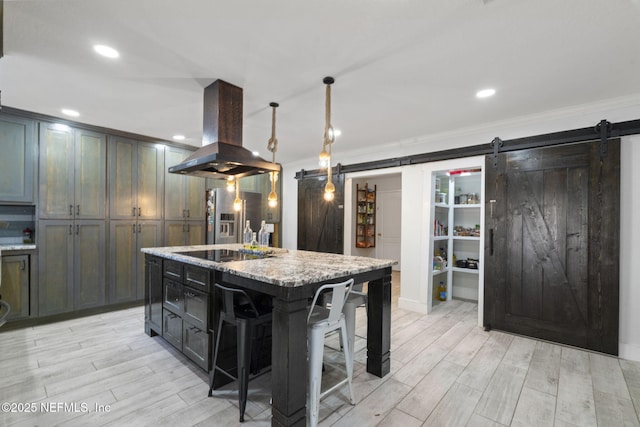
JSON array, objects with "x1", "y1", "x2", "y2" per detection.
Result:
[
  {"x1": 144, "y1": 255, "x2": 163, "y2": 336},
  {"x1": 145, "y1": 255, "x2": 213, "y2": 371}
]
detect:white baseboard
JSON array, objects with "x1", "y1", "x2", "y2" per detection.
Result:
[
  {"x1": 398, "y1": 297, "x2": 429, "y2": 314},
  {"x1": 619, "y1": 342, "x2": 640, "y2": 362}
]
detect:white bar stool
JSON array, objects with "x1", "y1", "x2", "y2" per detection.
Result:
[
  {"x1": 307, "y1": 278, "x2": 356, "y2": 427},
  {"x1": 343, "y1": 285, "x2": 367, "y2": 359}
]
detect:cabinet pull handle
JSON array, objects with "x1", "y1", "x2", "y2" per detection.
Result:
[
  {"x1": 182, "y1": 223, "x2": 186, "y2": 232},
  {"x1": 76, "y1": 205, "x2": 80, "y2": 216},
  {"x1": 69, "y1": 205, "x2": 73, "y2": 216},
  {"x1": 165, "y1": 271, "x2": 181, "y2": 278},
  {"x1": 186, "y1": 224, "x2": 190, "y2": 232},
  {"x1": 138, "y1": 207, "x2": 141, "y2": 217},
  {"x1": 132, "y1": 207, "x2": 136, "y2": 217},
  {"x1": 187, "y1": 278, "x2": 207, "y2": 287},
  {"x1": 138, "y1": 224, "x2": 141, "y2": 233},
  {"x1": 76, "y1": 224, "x2": 79, "y2": 235},
  {"x1": 20, "y1": 260, "x2": 26, "y2": 271},
  {"x1": 490, "y1": 229, "x2": 494, "y2": 256},
  {"x1": 133, "y1": 224, "x2": 136, "y2": 234},
  {"x1": 185, "y1": 291, "x2": 195, "y2": 297},
  {"x1": 69, "y1": 224, "x2": 73, "y2": 235},
  {"x1": 186, "y1": 209, "x2": 190, "y2": 218},
  {"x1": 182, "y1": 209, "x2": 186, "y2": 218}
]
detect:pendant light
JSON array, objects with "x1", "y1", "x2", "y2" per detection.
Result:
[
  {"x1": 233, "y1": 180, "x2": 242, "y2": 211},
  {"x1": 267, "y1": 102, "x2": 279, "y2": 208},
  {"x1": 319, "y1": 77, "x2": 336, "y2": 201},
  {"x1": 226, "y1": 176, "x2": 235, "y2": 192}
]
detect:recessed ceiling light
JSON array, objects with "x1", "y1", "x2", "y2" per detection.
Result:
[
  {"x1": 61, "y1": 108, "x2": 80, "y2": 117},
  {"x1": 93, "y1": 44, "x2": 120, "y2": 59},
  {"x1": 172, "y1": 135, "x2": 185, "y2": 141},
  {"x1": 476, "y1": 88, "x2": 496, "y2": 98}
]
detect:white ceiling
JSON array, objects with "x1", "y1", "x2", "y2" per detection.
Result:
[{"x1": 2, "y1": 0, "x2": 640, "y2": 165}]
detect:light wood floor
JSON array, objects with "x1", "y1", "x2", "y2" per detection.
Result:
[{"x1": 1, "y1": 271, "x2": 639, "y2": 426}]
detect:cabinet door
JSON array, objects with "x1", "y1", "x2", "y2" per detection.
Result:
[
  {"x1": 137, "y1": 142, "x2": 164, "y2": 219},
  {"x1": 183, "y1": 322, "x2": 210, "y2": 370},
  {"x1": 185, "y1": 175, "x2": 205, "y2": 220},
  {"x1": 186, "y1": 221, "x2": 205, "y2": 246},
  {"x1": 38, "y1": 220, "x2": 74, "y2": 315},
  {"x1": 136, "y1": 221, "x2": 163, "y2": 300},
  {"x1": 108, "y1": 136, "x2": 137, "y2": 219},
  {"x1": 164, "y1": 146, "x2": 188, "y2": 220},
  {"x1": 39, "y1": 123, "x2": 75, "y2": 219},
  {"x1": 0, "y1": 115, "x2": 35, "y2": 203},
  {"x1": 164, "y1": 221, "x2": 187, "y2": 246},
  {"x1": 74, "y1": 129, "x2": 107, "y2": 219},
  {"x1": 0, "y1": 254, "x2": 30, "y2": 320},
  {"x1": 74, "y1": 220, "x2": 107, "y2": 309},
  {"x1": 109, "y1": 221, "x2": 137, "y2": 304}
]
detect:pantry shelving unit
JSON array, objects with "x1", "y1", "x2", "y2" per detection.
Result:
[{"x1": 429, "y1": 169, "x2": 482, "y2": 306}]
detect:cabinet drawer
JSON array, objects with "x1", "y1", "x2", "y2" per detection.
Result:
[
  {"x1": 162, "y1": 309, "x2": 183, "y2": 350},
  {"x1": 184, "y1": 265, "x2": 211, "y2": 291},
  {"x1": 163, "y1": 279, "x2": 183, "y2": 314},
  {"x1": 163, "y1": 260, "x2": 184, "y2": 281},
  {"x1": 183, "y1": 286, "x2": 209, "y2": 330},
  {"x1": 183, "y1": 322, "x2": 210, "y2": 371}
]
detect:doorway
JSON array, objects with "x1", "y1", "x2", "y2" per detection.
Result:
[{"x1": 345, "y1": 173, "x2": 401, "y2": 271}]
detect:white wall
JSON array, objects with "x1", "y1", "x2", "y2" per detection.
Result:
[
  {"x1": 281, "y1": 95, "x2": 640, "y2": 361},
  {"x1": 619, "y1": 135, "x2": 640, "y2": 361}
]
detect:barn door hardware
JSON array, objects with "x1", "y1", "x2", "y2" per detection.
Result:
[
  {"x1": 490, "y1": 137, "x2": 503, "y2": 169},
  {"x1": 595, "y1": 119, "x2": 613, "y2": 159}
]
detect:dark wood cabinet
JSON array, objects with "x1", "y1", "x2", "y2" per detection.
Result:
[
  {"x1": 0, "y1": 115, "x2": 36, "y2": 203},
  {"x1": 162, "y1": 309, "x2": 183, "y2": 349},
  {"x1": 0, "y1": 254, "x2": 30, "y2": 320},
  {"x1": 144, "y1": 255, "x2": 163, "y2": 336},
  {"x1": 146, "y1": 256, "x2": 213, "y2": 371}
]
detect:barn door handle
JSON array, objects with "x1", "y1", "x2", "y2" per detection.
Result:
[{"x1": 490, "y1": 229, "x2": 494, "y2": 255}]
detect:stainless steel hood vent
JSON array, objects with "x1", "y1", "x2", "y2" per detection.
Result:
[{"x1": 168, "y1": 80, "x2": 281, "y2": 179}]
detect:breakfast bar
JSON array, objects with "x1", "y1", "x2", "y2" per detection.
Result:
[{"x1": 141, "y1": 244, "x2": 395, "y2": 427}]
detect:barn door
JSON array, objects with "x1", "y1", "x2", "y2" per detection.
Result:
[
  {"x1": 484, "y1": 139, "x2": 620, "y2": 355},
  {"x1": 297, "y1": 174, "x2": 344, "y2": 254}
]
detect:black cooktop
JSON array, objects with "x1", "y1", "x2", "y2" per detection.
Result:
[{"x1": 175, "y1": 249, "x2": 264, "y2": 262}]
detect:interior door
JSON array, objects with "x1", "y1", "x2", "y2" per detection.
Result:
[
  {"x1": 375, "y1": 190, "x2": 402, "y2": 270},
  {"x1": 484, "y1": 140, "x2": 620, "y2": 355}
]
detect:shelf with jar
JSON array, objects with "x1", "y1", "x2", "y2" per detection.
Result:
[{"x1": 355, "y1": 183, "x2": 376, "y2": 248}]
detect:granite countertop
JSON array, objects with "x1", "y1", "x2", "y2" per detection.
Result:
[
  {"x1": 0, "y1": 244, "x2": 37, "y2": 251},
  {"x1": 141, "y1": 244, "x2": 397, "y2": 287}
]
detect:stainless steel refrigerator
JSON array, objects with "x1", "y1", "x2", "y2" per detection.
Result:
[{"x1": 206, "y1": 188, "x2": 263, "y2": 244}]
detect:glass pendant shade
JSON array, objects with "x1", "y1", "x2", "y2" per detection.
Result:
[
  {"x1": 226, "y1": 176, "x2": 235, "y2": 192},
  {"x1": 233, "y1": 184, "x2": 242, "y2": 211}
]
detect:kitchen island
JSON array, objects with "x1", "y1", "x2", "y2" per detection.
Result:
[{"x1": 141, "y1": 244, "x2": 395, "y2": 427}]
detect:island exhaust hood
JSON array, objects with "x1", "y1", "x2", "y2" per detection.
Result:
[{"x1": 168, "y1": 80, "x2": 281, "y2": 179}]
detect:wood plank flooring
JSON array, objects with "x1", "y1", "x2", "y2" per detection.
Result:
[{"x1": 1, "y1": 271, "x2": 639, "y2": 426}]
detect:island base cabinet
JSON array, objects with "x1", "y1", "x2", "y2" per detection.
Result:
[
  {"x1": 183, "y1": 323, "x2": 210, "y2": 370},
  {"x1": 144, "y1": 256, "x2": 162, "y2": 336},
  {"x1": 163, "y1": 309, "x2": 183, "y2": 350}
]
